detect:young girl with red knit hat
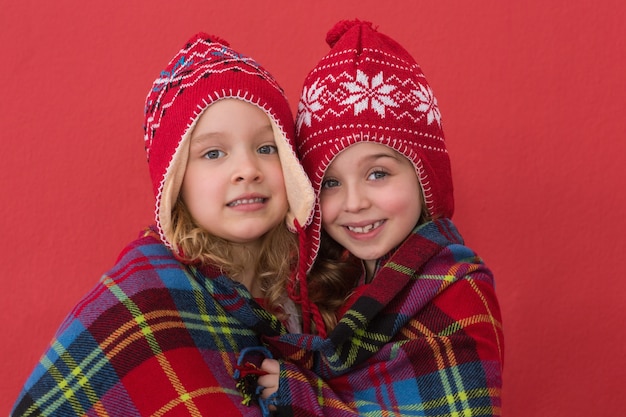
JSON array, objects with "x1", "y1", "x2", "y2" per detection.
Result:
[
  {"x1": 258, "y1": 20, "x2": 504, "y2": 416},
  {"x1": 11, "y1": 33, "x2": 313, "y2": 416}
]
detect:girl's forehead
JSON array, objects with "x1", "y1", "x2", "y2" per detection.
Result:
[
  {"x1": 327, "y1": 142, "x2": 403, "y2": 169},
  {"x1": 191, "y1": 100, "x2": 274, "y2": 141}
]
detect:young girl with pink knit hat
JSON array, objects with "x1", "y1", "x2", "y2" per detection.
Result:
[
  {"x1": 11, "y1": 32, "x2": 313, "y2": 416},
  {"x1": 259, "y1": 20, "x2": 504, "y2": 416}
]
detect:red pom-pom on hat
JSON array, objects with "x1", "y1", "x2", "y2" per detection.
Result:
[{"x1": 325, "y1": 19, "x2": 374, "y2": 47}]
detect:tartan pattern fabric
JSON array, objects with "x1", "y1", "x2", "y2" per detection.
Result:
[
  {"x1": 11, "y1": 228, "x2": 285, "y2": 416},
  {"x1": 266, "y1": 219, "x2": 504, "y2": 416}
]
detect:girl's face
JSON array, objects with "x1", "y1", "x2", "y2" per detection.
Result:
[
  {"x1": 181, "y1": 99, "x2": 288, "y2": 245},
  {"x1": 320, "y1": 142, "x2": 422, "y2": 275}
]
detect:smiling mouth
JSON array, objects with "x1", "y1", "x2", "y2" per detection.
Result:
[
  {"x1": 346, "y1": 220, "x2": 385, "y2": 234},
  {"x1": 227, "y1": 197, "x2": 266, "y2": 207}
]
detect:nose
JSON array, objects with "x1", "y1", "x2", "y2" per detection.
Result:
[
  {"x1": 343, "y1": 182, "x2": 370, "y2": 212},
  {"x1": 232, "y1": 151, "x2": 263, "y2": 183}
]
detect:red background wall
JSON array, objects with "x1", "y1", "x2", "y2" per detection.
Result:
[{"x1": 1, "y1": 1, "x2": 625, "y2": 415}]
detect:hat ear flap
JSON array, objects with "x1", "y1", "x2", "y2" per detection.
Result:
[{"x1": 269, "y1": 118, "x2": 314, "y2": 232}]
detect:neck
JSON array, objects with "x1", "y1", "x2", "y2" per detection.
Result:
[
  {"x1": 363, "y1": 259, "x2": 376, "y2": 283},
  {"x1": 230, "y1": 242, "x2": 263, "y2": 297}
]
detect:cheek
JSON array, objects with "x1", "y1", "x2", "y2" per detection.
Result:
[
  {"x1": 266, "y1": 163, "x2": 289, "y2": 211},
  {"x1": 319, "y1": 193, "x2": 339, "y2": 226},
  {"x1": 386, "y1": 193, "x2": 413, "y2": 213},
  {"x1": 372, "y1": 176, "x2": 421, "y2": 217},
  {"x1": 267, "y1": 162, "x2": 286, "y2": 186},
  {"x1": 180, "y1": 165, "x2": 218, "y2": 205},
  {"x1": 181, "y1": 168, "x2": 201, "y2": 192},
  {"x1": 388, "y1": 189, "x2": 422, "y2": 226}
]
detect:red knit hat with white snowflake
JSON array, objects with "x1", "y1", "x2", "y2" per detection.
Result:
[
  {"x1": 143, "y1": 32, "x2": 313, "y2": 251},
  {"x1": 294, "y1": 20, "x2": 454, "y2": 297}
]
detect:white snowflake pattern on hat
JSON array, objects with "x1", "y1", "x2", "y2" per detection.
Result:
[
  {"x1": 341, "y1": 70, "x2": 399, "y2": 117},
  {"x1": 297, "y1": 78, "x2": 327, "y2": 132},
  {"x1": 412, "y1": 82, "x2": 442, "y2": 127}
]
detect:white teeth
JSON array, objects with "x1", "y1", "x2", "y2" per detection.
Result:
[
  {"x1": 347, "y1": 220, "x2": 384, "y2": 234},
  {"x1": 228, "y1": 198, "x2": 264, "y2": 207}
]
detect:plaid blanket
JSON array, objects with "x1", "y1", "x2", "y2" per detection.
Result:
[
  {"x1": 265, "y1": 219, "x2": 504, "y2": 416},
  {"x1": 11, "y1": 228, "x2": 286, "y2": 416}
]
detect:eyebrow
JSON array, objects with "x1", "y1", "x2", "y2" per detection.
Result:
[
  {"x1": 190, "y1": 124, "x2": 274, "y2": 147},
  {"x1": 326, "y1": 150, "x2": 402, "y2": 177},
  {"x1": 188, "y1": 132, "x2": 222, "y2": 150},
  {"x1": 364, "y1": 151, "x2": 401, "y2": 162}
]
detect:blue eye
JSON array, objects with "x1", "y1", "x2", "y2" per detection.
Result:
[
  {"x1": 204, "y1": 149, "x2": 225, "y2": 159},
  {"x1": 368, "y1": 170, "x2": 388, "y2": 180},
  {"x1": 322, "y1": 178, "x2": 340, "y2": 189},
  {"x1": 258, "y1": 144, "x2": 278, "y2": 155}
]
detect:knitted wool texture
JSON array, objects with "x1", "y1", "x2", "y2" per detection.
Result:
[
  {"x1": 295, "y1": 20, "x2": 455, "y2": 273},
  {"x1": 144, "y1": 32, "x2": 313, "y2": 248}
]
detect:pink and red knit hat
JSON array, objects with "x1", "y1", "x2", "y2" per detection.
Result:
[
  {"x1": 143, "y1": 33, "x2": 313, "y2": 249},
  {"x1": 295, "y1": 20, "x2": 455, "y2": 273}
]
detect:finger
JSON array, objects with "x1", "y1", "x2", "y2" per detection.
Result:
[
  {"x1": 260, "y1": 358, "x2": 280, "y2": 373},
  {"x1": 257, "y1": 374, "x2": 277, "y2": 389}
]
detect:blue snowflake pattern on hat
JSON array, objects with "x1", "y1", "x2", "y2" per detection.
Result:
[
  {"x1": 210, "y1": 47, "x2": 263, "y2": 72},
  {"x1": 152, "y1": 56, "x2": 194, "y2": 93}
]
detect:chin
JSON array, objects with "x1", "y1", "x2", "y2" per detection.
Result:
[{"x1": 350, "y1": 250, "x2": 387, "y2": 262}]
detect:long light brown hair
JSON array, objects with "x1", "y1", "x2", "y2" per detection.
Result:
[{"x1": 169, "y1": 199, "x2": 298, "y2": 321}]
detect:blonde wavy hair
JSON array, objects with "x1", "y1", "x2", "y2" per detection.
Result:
[{"x1": 169, "y1": 199, "x2": 298, "y2": 321}]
